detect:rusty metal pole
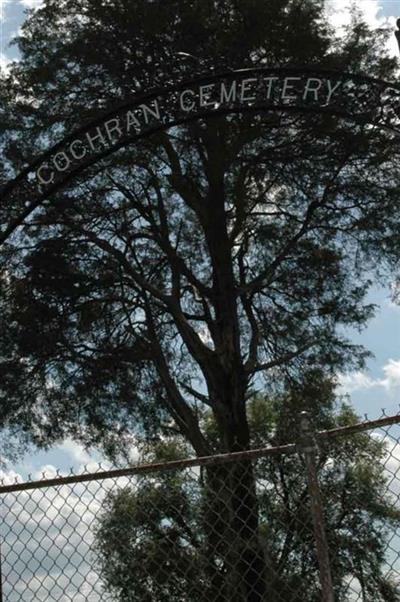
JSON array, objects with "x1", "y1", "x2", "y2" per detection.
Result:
[
  {"x1": 0, "y1": 542, "x2": 3, "y2": 602},
  {"x1": 0, "y1": 522, "x2": 3, "y2": 601},
  {"x1": 0, "y1": 494, "x2": 3, "y2": 602},
  {"x1": 299, "y1": 411, "x2": 335, "y2": 602}
]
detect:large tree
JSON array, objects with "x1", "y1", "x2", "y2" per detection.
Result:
[
  {"x1": 0, "y1": 1, "x2": 400, "y2": 599},
  {"x1": 93, "y1": 388, "x2": 400, "y2": 602}
]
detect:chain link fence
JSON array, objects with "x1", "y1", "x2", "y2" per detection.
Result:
[{"x1": 0, "y1": 411, "x2": 400, "y2": 601}]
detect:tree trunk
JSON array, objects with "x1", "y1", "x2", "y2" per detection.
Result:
[
  {"x1": 202, "y1": 405, "x2": 276, "y2": 602},
  {"x1": 194, "y1": 125, "x2": 275, "y2": 600}
]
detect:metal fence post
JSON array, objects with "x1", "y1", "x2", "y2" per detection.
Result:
[
  {"x1": 299, "y1": 411, "x2": 335, "y2": 602},
  {"x1": 0, "y1": 541, "x2": 3, "y2": 602},
  {"x1": 0, "y1": 504, "x2": 3, "y2": 602}
]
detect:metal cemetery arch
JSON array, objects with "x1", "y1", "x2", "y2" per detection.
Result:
[
  {"x1": 0, "y1": 65, "x2": 400, "y2": 602},
  {"x1": 1, "y1": 66, "x2": 400, "y2": 245}
]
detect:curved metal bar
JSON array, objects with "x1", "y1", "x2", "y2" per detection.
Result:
[{"x1": 1, "y1": 67, "x2": 399, "y2": 244}]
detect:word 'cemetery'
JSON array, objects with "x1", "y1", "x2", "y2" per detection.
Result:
[{"x1": 18, "y1": 71, "x2": 400, "y2": 189}]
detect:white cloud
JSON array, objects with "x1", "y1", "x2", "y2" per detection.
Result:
[
  {"x1": 0, "y1": 0, "x2": 12, "y2": 22},
  {"x1": 19, "y1": 0, "x2": 44, "y2": 9},
  {"x1": 337, "y1": 370, "x2": 379, "y2": 393},
  {"x1": 58, "y1": 439, "x2": 93, "y2": 466},
  {"x1": 0, "y1": 461, "x2": 135, "y2": 600},
  {"x1": 325, "y1": 0, "x2": 399, "y2": 58},
  {"x1": 0, "y1": 52, "x2": 11, "y2": 73},
  {"x1": 325, "y1": 0, "x2": 353, "y2": 31},
  {"x1": 32, "y1": 463, "x2": 58, "y2": 480},
  {"x1": 388, "y1": 280, "x2": 400, "y2": 309},
  {"x1": 338, "y1": 359, "x2": 400, "y2": 395},
  {"x1": 382, "y1": 359, "x2": 400, "y2": 390},
  {"x1": 0, "y1": 468, "x2": 25, "y2": 486}
]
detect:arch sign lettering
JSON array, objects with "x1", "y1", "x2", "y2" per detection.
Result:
[{"x1": 1, "y1": 67, "x2": 400, "y2": 244}]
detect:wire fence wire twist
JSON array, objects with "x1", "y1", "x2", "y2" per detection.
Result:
[{"x1": 0, "y1": 411, "x2": 400, "y2": 601}]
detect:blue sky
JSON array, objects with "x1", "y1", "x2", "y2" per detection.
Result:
[{"x1": 0, "y1": 0, "x2": 400, "y2": 476}]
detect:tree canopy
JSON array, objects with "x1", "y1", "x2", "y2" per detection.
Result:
[
  {"x1": 94, "y1": 391, "x2": 400, "y2": 602},
  {"x1": 1, "y1": 2, "x2": 400, "y2": 598},
  {"x1": 0, "y1": 0, "x2": 399, "y2": 458}
]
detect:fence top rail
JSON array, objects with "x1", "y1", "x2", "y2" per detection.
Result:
[
  {"x1": 0, "y1": 411, "x2": 399, "y2": 494},
  {"x1": 316, "y1": 412, "x2": 400, "y2": 441},
  {"x1": 0, "y1": 442, "x2": 298, "y2": 494}
]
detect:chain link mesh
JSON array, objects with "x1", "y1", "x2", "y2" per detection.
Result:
[{"x1": 1, "y1": 412, "x2": 400, "y2": 601}]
